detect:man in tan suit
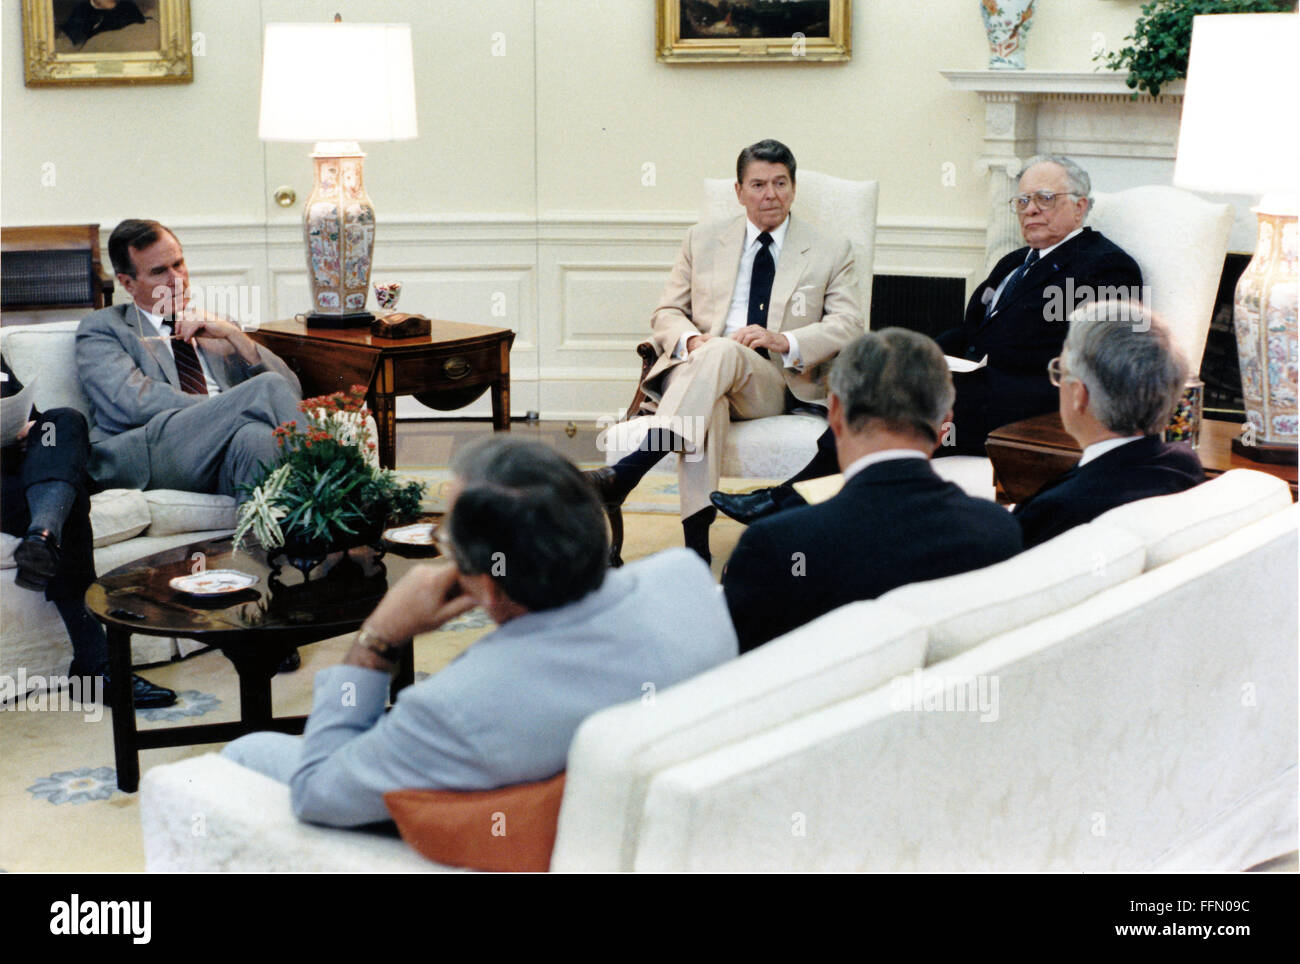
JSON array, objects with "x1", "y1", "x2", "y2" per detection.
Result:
[{"x1": 586, "y1": 140, "x2": 863, "y2": 562}]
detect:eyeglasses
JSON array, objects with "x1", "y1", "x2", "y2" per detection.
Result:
[
  {"x1": 1009, "y1": 191, "x2": 1081, "y2": 213},
  {"x1": 1047, "y1": 356, "x2": 1069, "y2": 387}
]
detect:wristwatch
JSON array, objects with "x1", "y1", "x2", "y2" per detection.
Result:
[{"x1": 355, "y1": 626, "x2": 403, "y2": 662}]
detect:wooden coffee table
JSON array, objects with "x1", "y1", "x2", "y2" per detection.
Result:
[
  {"x1": 250, "y1": 317, "x2": 515, "y2": 469},
  {"x1": 985, "y1": 412, "x2": 1299, "y2": 505},
  {"x1": 87, "y1": 534, "x2": 440, "y2": 792}
]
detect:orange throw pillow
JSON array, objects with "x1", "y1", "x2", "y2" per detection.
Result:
[{"x1": 384, "y1": 772, "x2": 566, "y2": 872}]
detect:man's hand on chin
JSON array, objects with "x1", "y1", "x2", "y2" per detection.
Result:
[
  {"x1": 730, "y1": 326, "x2": 790, "y2": 355},
  {"x1": 172, "y1": 304, "x2": 262, "y2": 364}
]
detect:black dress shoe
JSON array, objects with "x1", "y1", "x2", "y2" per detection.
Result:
[
  {"x1": 583, "y1": 466, "x2": 630, "y2": 507},
  {"x1": 710, "y1": 487, "x2": 787, "y2": 525},
  {"x1": 277, "y1": 649, "x2": 301, "y2": 673},
  {"x1": 101, "y1": 672, "x2": 178, "y2": 710},
  {"x1": 13, "y1": 528, "x2": 61, "y2": 592}
]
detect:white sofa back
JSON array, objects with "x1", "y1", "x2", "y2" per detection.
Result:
[
  {"x1": 631, "y1": 504, "x2": 1299, "y2": 871},
  {"x1": 0, "y1": 320, "x2": 93, "y2": 417}
]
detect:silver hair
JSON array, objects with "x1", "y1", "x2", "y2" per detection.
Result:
[
  {"x1": 1063, "y1": 299, "x2": 1188, "y2": 436},
  {"x1": 828, "y1": 328, "x2": 955, "y2": 442},
  {"x1": 1017, "y1": 154, "x2": 1092, "y2": 218}
]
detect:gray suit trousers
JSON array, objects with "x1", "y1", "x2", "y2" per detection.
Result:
[{"x1": 144, "y1": 372, "x2": 301, "y2": 497}]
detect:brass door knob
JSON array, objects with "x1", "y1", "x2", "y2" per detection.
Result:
[{"x1": 273, "y1": 186, "x2": 297, "y2": 208}]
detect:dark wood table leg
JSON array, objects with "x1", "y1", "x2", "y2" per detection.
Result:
[
  {"x1": 370, "y1": 384, "x2": 398, "y2": 469},
  {"x1": 492, "y1": 339, "x2": 511, "y2": 432},
  {"x1": 107, "y1": 626, "x2": 140, "y2": 793}
]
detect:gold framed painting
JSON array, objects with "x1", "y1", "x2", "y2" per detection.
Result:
[
  {"x1": 22, "y1": 0, "x2": 193, "y2": 87},
  {"x1": 656, "y1": 0, "x2": 851, "y2": 63}
]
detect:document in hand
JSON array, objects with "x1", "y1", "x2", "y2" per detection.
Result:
[{"x1": 1, "y1": 373, "x2": 38, "y2": 447}]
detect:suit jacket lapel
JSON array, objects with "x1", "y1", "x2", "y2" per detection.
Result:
[
  {"x1": 124, "y1": 304, "x2": 182, "y2": 390},
  {"x1": 768, "y1": 215, "x2": 808, "y2": 333},
  {"x1": 708, "y1": 218, "x2": 746, "y2": 336},
  {"x1": 989, "y1": 228, "x2": 1095, "y2": 321}
]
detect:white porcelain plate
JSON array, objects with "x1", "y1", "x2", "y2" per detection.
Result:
[
  {"x1": 383, "y1": 523, "x2": 438, "y2": 547},
  {"x1": 169, "y1": 569, "x2": 259, "y2": 596}
]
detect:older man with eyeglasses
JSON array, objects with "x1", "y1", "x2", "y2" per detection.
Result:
[{"x1": 711, "y1": 154, "x2": 1144, "y2": 525}]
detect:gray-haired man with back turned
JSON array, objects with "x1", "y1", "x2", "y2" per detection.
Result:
[
  {"x1": 223, "y1": 437, "x2": 737, "y2": 828},
  {"x1": 1012, "y1": 299, "x2": 1204, "y2": 549}
]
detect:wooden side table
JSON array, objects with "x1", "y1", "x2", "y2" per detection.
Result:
[
  {"x1": 250, "y1": 317, "x2": 515, "y2": 468},
  {"x1": 985, "y1": 412, "x2": 1299, "y2": 505}
]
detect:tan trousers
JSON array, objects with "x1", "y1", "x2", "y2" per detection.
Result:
[{"x1": 650, "y1": 337, "x2": 787, "y2": 518}]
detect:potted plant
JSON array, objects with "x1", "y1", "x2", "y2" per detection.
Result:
[
  {"x1": 1096, "y1": 0, "x2": 1296, "y2": 97},
  {"x1": 234, "y1": 385, "x2": 425, "y2": 576}
]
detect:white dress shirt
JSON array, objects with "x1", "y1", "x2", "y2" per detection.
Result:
[
  {"x1": 674, "y1": 216, "x2": 802, "y2": 369},
  {"x1": 988, "y1": 227, "x2": 1083, "y2": 312},
  {"x1": 132, "y1": 303, "x2": 221, "y2": 394},
  {"x1": 1078, "y1": 434, "x2": 1142, "y2": 467}
]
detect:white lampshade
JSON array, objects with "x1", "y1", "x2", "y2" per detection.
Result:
[
  {"x1": 1173, "y1": 13, "x2": 1300, "y2": 197},
  {"x1": 258, "y1": 22, "x2": 418, "y2": 143}
]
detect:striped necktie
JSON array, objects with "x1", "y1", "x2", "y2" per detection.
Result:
[{"x1": 163, "y1": 322, "x2": 209, "y2": 395}]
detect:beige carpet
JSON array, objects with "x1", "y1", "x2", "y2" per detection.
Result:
[{"x1": 0, "y1": 471, "x2": 750, "y2": 873}]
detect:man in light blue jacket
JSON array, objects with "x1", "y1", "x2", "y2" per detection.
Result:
[{"x1": 223, "y1": 436, "x2": 737, "y2": 828}]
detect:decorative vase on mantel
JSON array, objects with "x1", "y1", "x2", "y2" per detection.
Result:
[{"x1": 981, "y1": 0, "x2": 1036, "y2": 69}]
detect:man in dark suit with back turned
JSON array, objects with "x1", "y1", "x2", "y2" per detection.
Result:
[
  {"x1": 722, "y1": 328, "x2": 1023, "y2": 654},
  {"x1": 712, "y1": 154, "x2": 1143, "y2": 523},
  {"x1": 1013, "y1": 299, "x2": 1204, "y2": 549}
]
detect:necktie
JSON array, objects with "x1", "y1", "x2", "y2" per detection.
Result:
[
  {"x1": 747, "y1": 231, "x2": 775, "y2": 358},
  {"x1": 987, "y1": 248, "x2": 1040, "y2": 319},
  {"x1": 164, "y1": 323, "x2": 209, "y2": 395}
]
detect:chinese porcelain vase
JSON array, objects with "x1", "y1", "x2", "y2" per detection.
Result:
[
  {"x1": 1234, "y1": 209, "x2": 1299, "y2": 450},
  {"x1": 981, "y1": 0, "x2": 1036, "y2": 70},
  {"x1": 303, "y1": 142, "x2": 376, "y2": 322}
]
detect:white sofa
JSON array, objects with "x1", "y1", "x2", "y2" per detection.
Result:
[
  {"x1": 1, "y1": 321, "x2": 237, "y2": 690},
  {"x1": 139, "y1": 469, "x2": 1297, "y2": 872}
]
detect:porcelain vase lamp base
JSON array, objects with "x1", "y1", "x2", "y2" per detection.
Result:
[
  {"x1": 1230, "y1": 204, "x2": 1298, "y2": 465},
  {"x1": 302, "y1": 140, "x2": 376, "y2": 328}
]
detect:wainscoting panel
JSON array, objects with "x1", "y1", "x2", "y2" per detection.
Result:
[{"x1": 60, "y1": 216, "x2": 988, "y2": 422}]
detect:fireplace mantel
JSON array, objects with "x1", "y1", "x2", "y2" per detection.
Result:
[{"x1": 943, "y1": 70, "x2": 1186, "y2": 271}]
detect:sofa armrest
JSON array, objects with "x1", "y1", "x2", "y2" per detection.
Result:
[{"x1": 140, "y1": 754, "x2": 452, "y2": 873}]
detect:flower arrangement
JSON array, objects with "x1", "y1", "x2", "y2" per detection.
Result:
[{"x1": 234, "y1": 385, "x2": 425, "y2": 554}]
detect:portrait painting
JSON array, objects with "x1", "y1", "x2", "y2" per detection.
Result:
[
  {"x1": 23, "y1": 0, "x2": 192, "y2": 86},
  {"x1": 657, "y1": 0, "x2": 851, "y2": 63}
]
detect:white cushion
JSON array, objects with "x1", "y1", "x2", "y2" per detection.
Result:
[
  {"x1": 881, "y1": 522, "x2": 1147, "y2": 665},
  {"x1": 144, "y1": 489, "x2": 238, "y2": 537},
  {"x1": 1090, "y1": 186, "x2": 1233, "y2": 373},
  {"x1": 141, "y1": 754, "x2": 447, "y2": 872},
  {"x1": 0, "y1": 321, "x2": 91, "y2": 417},
  {"x1": 0, "y1": 533, "x2": 17, "y2": 569},
  {"x1": 89, "y1": 488, "x2": 151, "y2": 548},
  {"x1": 605, "y1": 413, "x2": 825, "y2": 481},
  {"x1": 1094, "y1": 469, "x2": 1291, "y2": 570},
  {"x1": 552, "y1": 601, "x2": 926, "y2": 872}
]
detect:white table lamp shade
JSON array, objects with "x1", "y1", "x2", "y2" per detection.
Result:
[
  {"x1": 258, "y1": 22, "x2": 418, "y2": 143},
  {"x1": 1173, "y1": 13, "x2": 1299, "y2": 198}
]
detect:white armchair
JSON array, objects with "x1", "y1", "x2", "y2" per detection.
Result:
[
  {"x1": 603, "y1": 172, "x2": 878, "y2": 562},
  {"x1": 1088, "y1": 185, "x2": 1233, "y2": 375}
]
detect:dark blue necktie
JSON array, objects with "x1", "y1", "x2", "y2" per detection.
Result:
[
  {"x1": 747, "y1": 232, "x2": 775, "y2": 358},
  {"x1": 987, "y1": 248, "x2": 1040, "y2": 319}
]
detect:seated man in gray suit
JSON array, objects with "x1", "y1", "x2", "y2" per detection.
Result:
[
  {"x1": 222, "y1": 437, "x2": 737, "y2": 828},
  {"x1": 76, "y1": 219, "x2": 301, "y2": 497}
]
